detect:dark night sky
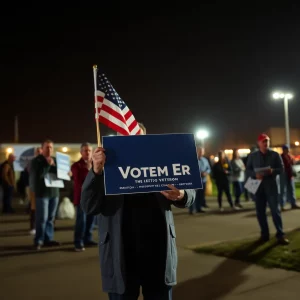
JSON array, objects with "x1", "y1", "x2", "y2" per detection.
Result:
[{"x1": 1, "y1": 2, "x2": 300, "y2": 150}]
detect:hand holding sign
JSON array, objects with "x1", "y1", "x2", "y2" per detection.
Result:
[
  {"x1": 161, "y1": 184, "x2": 185, "y2": 201},
  {"x1": 93, "y1": 147, "x2": 106, "y2": 174}
]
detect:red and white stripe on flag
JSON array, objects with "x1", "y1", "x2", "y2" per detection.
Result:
[{"x1": 95, "y1": 91, "x2": 141, "y2": 136}]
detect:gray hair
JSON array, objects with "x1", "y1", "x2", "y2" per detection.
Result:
[{"x1": 80, "y1": 142, "x2": 92, "y2": 150}]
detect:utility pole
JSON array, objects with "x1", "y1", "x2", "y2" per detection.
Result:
[{"x1": 14, "y1": 115, "x2": 19, "y2": 143}]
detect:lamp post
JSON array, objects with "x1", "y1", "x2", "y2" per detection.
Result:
[
  {"x1": 272, "y1": 92, "x2": 294, "y2": 148},
  {"x1": 196, "y1": 129, "x2": 209, "y2": 147}
]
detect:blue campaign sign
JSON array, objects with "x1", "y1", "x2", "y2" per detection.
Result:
[
  {"x1": 102, "y1": 133, "x2": 202, "y2": 195},
  {"x1": 56, "y1": 152, "x2": 71, "y2": 181}
]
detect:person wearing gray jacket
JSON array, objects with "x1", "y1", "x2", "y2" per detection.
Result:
[
  {"x1": 81, "y1": 138, "x2": 195, "y2": 299},
  {"x1": 246, "y1": 133, "x2": 289, "y2": 245}
]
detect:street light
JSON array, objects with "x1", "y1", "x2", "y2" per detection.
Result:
[
  {"x1": 6, "y1": 147, "x2": 13, "y2": 154},
  {"x1": 196, "y1": 129, "x2": 209, "y2": 147},
  {"x1": 272, "y1": 91, "x2": 294, "y2": 148}
]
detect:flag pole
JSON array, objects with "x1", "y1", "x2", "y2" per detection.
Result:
[{"x1": 93, "y1": 65, "x2": 101, "y2": 147}]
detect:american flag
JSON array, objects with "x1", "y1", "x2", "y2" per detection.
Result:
[{"x1": 95, "y1": 70, "x2": 141, "y2": 136}]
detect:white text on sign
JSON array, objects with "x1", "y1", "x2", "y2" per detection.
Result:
[{"x1": 118, "y1": 164, "x2": 191, "y2": 179}]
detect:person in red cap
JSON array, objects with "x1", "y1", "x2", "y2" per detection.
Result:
[{"x1": 246, "y1": 133, "x2": 289, "y2": 245}]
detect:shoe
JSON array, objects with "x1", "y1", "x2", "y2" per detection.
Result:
[
  {"x1": 203, "y1": 205, "x2": 210, "y2": 209},
  {"x1": 236, "y1": 204, "x2": 243, "y2": 208},
  {"x1": 29, "y1": 229, "x2": 36, "y2": 236},
  {"x1": 232, "y1": 206, "x2": 240, "y2": 210},
  {"x1": 219, "y1": 208, "x2": 224, "y2": 212},
  {"x1": 75, "y1": 246, "x2": 86, "y2": 252},
  {"x1": 44, "y1": 241, "x2": 61, "y2": 247},
  {"x1": 291, "y1": 204, "x2": 300, "y2": 209},
  {"x1": 281, "y1": 206, "x2": 288, "y2": 212},
  {"x1": 34, "y1": 244, "x2": 42, "y2": 251},
  {"x1": 277, "y1": 237, "x2": 290, "y2": 245},
  {"x1": 84, "y1": 241, "x2": 98, "y2": 247}
]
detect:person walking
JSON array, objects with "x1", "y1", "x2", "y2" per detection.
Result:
[
  {"x1": 72, "y1": 142, "x2": 97, "y2": 252},
  {"x1": 212, "y1": 151, "x2": 236, "y2": 211},
  {"x1": 246, "y1": 133, "x2": 289, "y2": 245},
  {"x1": 231, "y1": 149, "x2": 246, "y2": 208}
]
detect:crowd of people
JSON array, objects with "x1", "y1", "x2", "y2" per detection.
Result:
[
  {"x1": 0, "y1": 140, "x2": 98, "y2": 252},
  {"x1": 190, "y1": 141, "x2": 300, "y2": 215},
  {"x1": 1, "y1": 129, "x2": 300, "y2": 299},
  {"x1": 1, "y1": 133, "x2": 299, "y2": 249}
]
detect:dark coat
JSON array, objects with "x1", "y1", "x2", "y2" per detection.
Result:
[{"x1": 81, "y1": 170, "x2": 195, "y2": 294}]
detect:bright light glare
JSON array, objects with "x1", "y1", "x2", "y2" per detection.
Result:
[
  {"x1": 224, "y1": 149, "x2": 250, "y2": 155},
  {"x1": 224, "y1": 149, "x2": 233, "y2": 154},
  {"x1": 196, "y1": 129, "x2": 209, "y2": 140},
  {"x1": 273, "y1": 92, "x2": 293, "y2": 100},
  {"x1": 295, "y1": 141, "x2": 300, "y2": 146},
  {"x1": 62, "y1": 147, "x2": 68, "y2": 153},
  {"x1": 238, "y1": 149, "x2": 251, "y2": 154},
  {"x1": 214, "y1": 157, "x2": 219, "y2": 162},
  {"x1": 6, "y1": 147, "x2": 13, "y2": 154}
]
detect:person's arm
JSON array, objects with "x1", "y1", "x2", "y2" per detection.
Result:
[
  {"x1": 246, "y1": 154, "x2": 256, "y2": 179},
  {"x1": 206, "y1": 159, "x2": 211, "y2": 175},
  {"x1": 271, "y1": 153, "x2": 284, "y2": 176},
  {"x1": 226, "y1": 159, "x2": 232, "y2": 174},
  {"x1": 231, "y1": 159, "x2": 241, "y2": 173},
  {"x1": 172, "y1": 189, "x2": 195, "y2": 208},
  {"x1": 71, "y1": 163, "x2": 78, "y2": 182},
  {"x1": 81, "y1": 170, "x2": 105, "y2": 215}
]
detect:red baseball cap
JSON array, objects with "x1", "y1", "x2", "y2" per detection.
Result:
[{"x1": 257, "y1": 133, "x2": 270, "y2": 142}]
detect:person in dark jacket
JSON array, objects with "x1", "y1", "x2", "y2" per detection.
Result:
[
  {"x1": 212, "y1": 151, "x2": 235, "y2": 211},
  {"x1": 30, "y1": 140, "x2": 60, "y2": 250},
  {"x1": 81, "y1": 126, "x2": 195, "y2": 300},
  {"x1": 1, "y1": 154, "x2": 16, "y2": 213},
  {"x1": 279, "y1": 145, "x2": 300, "y2": 210},
  {"x1": 246, "y1": 133, "x2": 289, "y2": 245}
]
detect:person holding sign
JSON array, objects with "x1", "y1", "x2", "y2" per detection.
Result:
[
  {"x1": 81, "y1": 127, "x2": 195, "y2": 300},
  {"x1": 30, "y1": 140, "x2": 60, "y2": 250},
  {"x1": 246, "y1": 133, "x2": 289, "y2": 245}
]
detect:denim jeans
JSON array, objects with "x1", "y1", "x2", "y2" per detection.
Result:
[
  {"x1": 34, "y1": 197, "x2": 59, "y2": 245},
  {"x1": 189, "y1": 182, "x2": 206, "y2": 213},
  {"x1": 74, "y1": 205, "x2": 95, "y2": 247},
  {"x1": 279, "y1": 174, "x2": 296, "y2": 207},
  {"x1": 232, "y1": 181, "x2": 244, "y2": 205},
  {"x1": 255, "y1": 192, "x2": 284, "y2": 239}
]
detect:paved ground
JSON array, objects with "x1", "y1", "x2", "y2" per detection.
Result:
[{"x1": 1, "y1": 198, "x2": 300, "y2": 300}]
